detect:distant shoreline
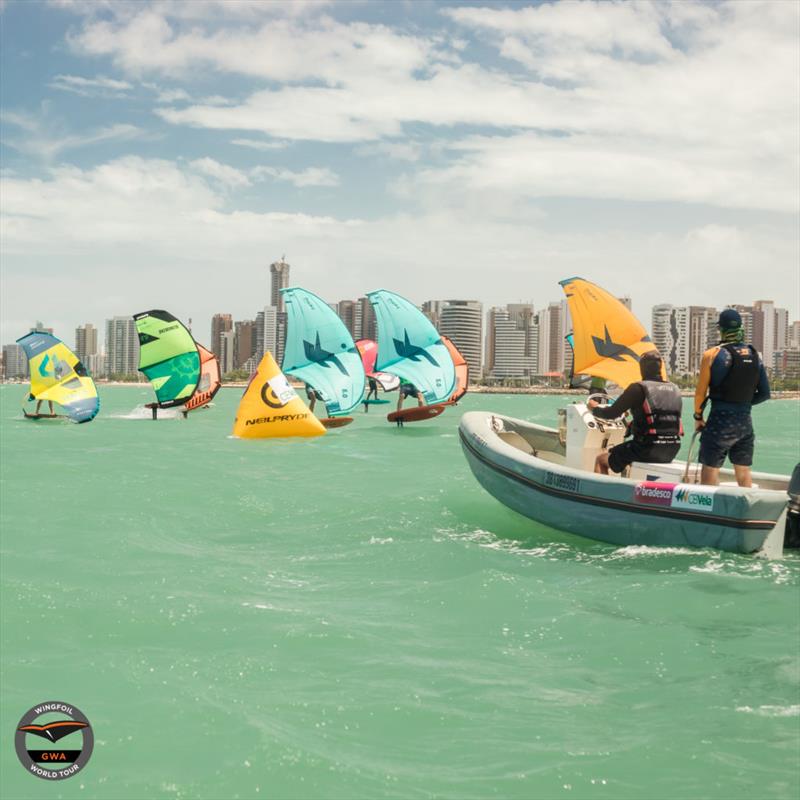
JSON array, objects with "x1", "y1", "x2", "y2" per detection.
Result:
[{"x1": 5, "y1": 380, "x2": 794, "y2": 399}]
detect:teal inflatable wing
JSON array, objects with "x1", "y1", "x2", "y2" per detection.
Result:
[
  {"x1": 366, "y1": 289, "x2": 456, "y2": 405},
  {"x1": 281, "y1": 287, "x2": 365, "y2": 416}
]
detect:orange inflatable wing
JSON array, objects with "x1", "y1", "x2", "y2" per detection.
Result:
[
  {"x1": 560, "y1": 277, "x2": 664, "y2": 388},
  {"x1": 441, "y1": 335, "x2": 469, "y2": 402}
]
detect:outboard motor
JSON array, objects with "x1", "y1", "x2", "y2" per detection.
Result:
[{"x1": 785, "y1": 464, "x2": 800, "y2": 549}]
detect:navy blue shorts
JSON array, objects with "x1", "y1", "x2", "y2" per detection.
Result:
[
  {"x1": 401, "y1": 384, "x2": 418, "y2": 399},
  {"x1": 699, "y1": 410, "x2": 754, "y2": 468}
]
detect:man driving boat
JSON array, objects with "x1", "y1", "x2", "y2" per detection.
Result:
[{"x1": 587, "y1": 351, "x2": 683, "y2": 475}]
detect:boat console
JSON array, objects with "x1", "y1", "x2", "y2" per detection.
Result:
[{"x1": 564, "y1": 402, "x2": 627, "y2": 473}]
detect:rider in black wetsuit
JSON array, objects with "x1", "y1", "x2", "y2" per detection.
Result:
[{"x1": 588, "y1": 351, "x2": 683, "y2": 475}]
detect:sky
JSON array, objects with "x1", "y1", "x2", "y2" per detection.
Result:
[{"x1": 1, "y1": 0, "x2": 798, "y2": 348}]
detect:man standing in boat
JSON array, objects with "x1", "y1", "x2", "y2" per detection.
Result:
[
  {"x1": 587, "y1": 351, "x2": 683, "y2": 475},
  {"x1": 693, "y1": 308, "x2": 770, "y2": 488}
]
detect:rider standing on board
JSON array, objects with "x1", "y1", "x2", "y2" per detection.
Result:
[
  {"x1": 587, "y1": 351, "x2": 683, "y2": 475},
  {"x1": 694, "y1": 308, "x2": 770, "y2": 487}
]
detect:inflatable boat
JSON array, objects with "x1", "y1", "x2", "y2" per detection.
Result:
[{"x1": 459, "y1": 404, "x2": 799, "y2": 558}]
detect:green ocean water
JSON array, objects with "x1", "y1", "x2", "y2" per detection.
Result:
[{"x1": 1, "y1": 386, "x2": 798, "y2": 800}]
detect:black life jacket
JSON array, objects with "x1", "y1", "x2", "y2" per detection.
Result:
[
  {"x1": 631, "y1": 380, "x2": 683, "y2": 446},
  {"x1": 709, "y1": 344, "x2": 761, "y2": 404}
]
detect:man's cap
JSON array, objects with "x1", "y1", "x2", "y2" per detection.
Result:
[{"x1": 718, "y1": 308, "x2": 742, "y2": 330}]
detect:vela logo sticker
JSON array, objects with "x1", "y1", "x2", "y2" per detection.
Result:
[{"x1": 670, "y1": 484, "x2": 718, "y2": 512}]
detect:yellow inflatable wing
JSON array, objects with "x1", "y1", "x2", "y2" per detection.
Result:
[
  {"x1": 560, "y1": 277, "x2": 663, "y2": 389},
  {"x1": 17, "y1": 332, "x2": 99, "y2": 423},
  {"x1": 232, "y1": 352, "x2": 326, "y2": 439}
]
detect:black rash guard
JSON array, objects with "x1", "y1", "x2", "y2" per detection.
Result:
[{"x1": 590, "y1": 383, "x2": 645, "y2": 421}]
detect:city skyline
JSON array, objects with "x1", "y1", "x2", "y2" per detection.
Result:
[
  {"x1": 1, "y1": 2, "x2": 798, "y2": 345},
  {"x1": 3, "y1": 273, "x2": 797, "y2": 381}
]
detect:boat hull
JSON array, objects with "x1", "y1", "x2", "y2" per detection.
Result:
[{"x1": 459, "y1": 412, "x2": 788, "y2": 554}]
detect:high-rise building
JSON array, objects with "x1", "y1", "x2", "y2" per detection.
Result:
[
  {"x1": 439, "y1": 300, "x2": 483, "y2": 379},
  {"x1": 211, "y1": 314, "x2": 233, "y2": 361},
  {"x1": 618, "y1": 296, "x2": 633, "y2": 311},
  {"x1": 774, "y1": 307, "x2": 789, "y2": 352},
  {"x1": 651, "y1": 305, "x2": 689, "y2": 374},
  {"x1": 488, "y1": 304, "x2": 537, "y2": 379},
  {"x1": 86, "y1": 352, "x2": 106, "y2": 378},
  {"x1": 752, "y1": 300, "x2": 776, "y2": 367},
  {"x1": 773, "y1": 349, "x2": 800, "y2": 379},
  {"x1": 74, "y1": 323, "x2": 98, "y2": 364},
  {"x1": 105, "y1": 316, "x2": 138, "y2": 376},
  {"x1": 220, "y1": 329, "x2": 236, "y2": 375},
  {"x1": 789, "y1": 321, "x2": 800, "y2": 349},
  {"x1": 256, "y1": 306, "x2": 278, "y2": 360},
  {"x1": 30, "y1": 321, "x2": 53, "y2": 334},
  {"x1": 688, "y1": 306, "x2": 716, "y2": 373},
  {"x1": 337, "y1": 300, "x2": 358, "y2": 340},
  {"x1": 358, "y1": 297, "x2": 376, "y2": 341},
  {"x1": 234, "y1": 320, "x2": 257, "y2": 369},
  {"x1": 276, "y1": 312, "x2": 288, "y2": 366},
  {"x1": 2, "y1": 343, "x2": 28, "y2": 379},
  {"x1": 270, "y1": 257, "x2": 291, "y2": 313},
  {"x1": 535, "y1": 301, "x2": 569, "y2": 375},
  {"x1": 422, "y1": 300, "x2": 445, "y2": 329}
]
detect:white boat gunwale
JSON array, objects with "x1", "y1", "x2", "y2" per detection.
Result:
[{"x1": 459, "y1": 423, "x2": 778, "y2": 531}]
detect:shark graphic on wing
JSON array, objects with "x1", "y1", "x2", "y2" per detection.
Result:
[
  {"x1": 592, "y1": 326, "x2": 645, "y2": 362},
  {"x1": 303, "y1": 332, "x2": 348, "y2": 376},
  {"x1": 393, "y1": 330, "x2": 439, "y2": 367}
]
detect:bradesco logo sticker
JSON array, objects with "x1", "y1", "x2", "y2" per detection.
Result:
[
  {"x1": 670, "y1": 484, "x2": 718, "y2": 512},
  {"x1": 633, "y1": 481, "x2": 676, "y2": 506},
  {"x1": 15, "y1": 701, "x2": 94, "y2": 781}
]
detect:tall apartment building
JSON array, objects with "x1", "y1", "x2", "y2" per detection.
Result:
[
  {"x1": 687, "y1": 306, "x2": 717, "y2": 373},
  {"x1": 651, "y1": 305, "x2": 689, "y2": 374},
  {"x1": 358, "y1": 297, "x2": 376, "y2": 341},
  {"x1": 220, "y1": 330, "x2": 236, "y2": 375},
  {"x1": 487, "y1": 305, "x2": 537, "y2": 379},
  {"x1": 211, "y1": 314, "x2": 233, "y2": 361},
  {"x1": 74, "y1": 323, "x2": 98, "y2": 364},
  {"x1": 276, "y1": 313, "x2": 288, "y2": 367},
  {"x1": 337, "y1": 300, "x2": 359, "y2": 340},
  {"x1": 752, "y1": 300, "x2": 776, "y2": 368},
  {"x1": 31, "y1": 321, "x2": 53, "y2": 334},
  {"x1": 789, "y1": 321, "x2": 800, "y2": 349},
  {"x1": 255, "y1": 306, "x2": 278, "y2": 361},
  {"x1": 422, "y1": 300, "x2": 445, "y2": 329},
  {"x1": 2, "y1": 343, "x2": 28, "y2": 378},
  {"x1": 773, "y1": 349, "x2": 800, "y2": 379},
  {"x1": 105, "y1": 316, "x2": 138, "y2": 376},
  {"x1": 86, "y1": 353, "x2": 106, "y2": 378},
  {"x1": 269, "y1": 257, "x2": 291, "y2": 313},
  {"x1": 439, "y1": 300, "x2": 483, "y2": 379},
  {"x1": 234, "y1": 320, "x2": 257, "y2": 369},
  {"x1": 536, "y1": 301, "x2": 569, "y2": 375},
  {"x1": 774, "y1": 307, "x2": 788, "y2": 352}
]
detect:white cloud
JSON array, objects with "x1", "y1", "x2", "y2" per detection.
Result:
[
  {"x1": 253, "y1": 166, "x2": 339, "y2": 188},
  {"x1": 1, "y1": 155, "x2": 797, "y2": 347},
  {"x1": 49, "y1": 73, "x2": 132, "y2": 96},
  {"x1": 189, "y1": 157, "x2": 251, "y2": 188},
  {"x1": 1, "y1": 112, "x2": 144, "y2": 160},
  {"x1": 63, "y1": 1, "x2": 798, "y2": 213},
  {"x1": 231, "y1": 138, "x2": 288, "y2": 151}
]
